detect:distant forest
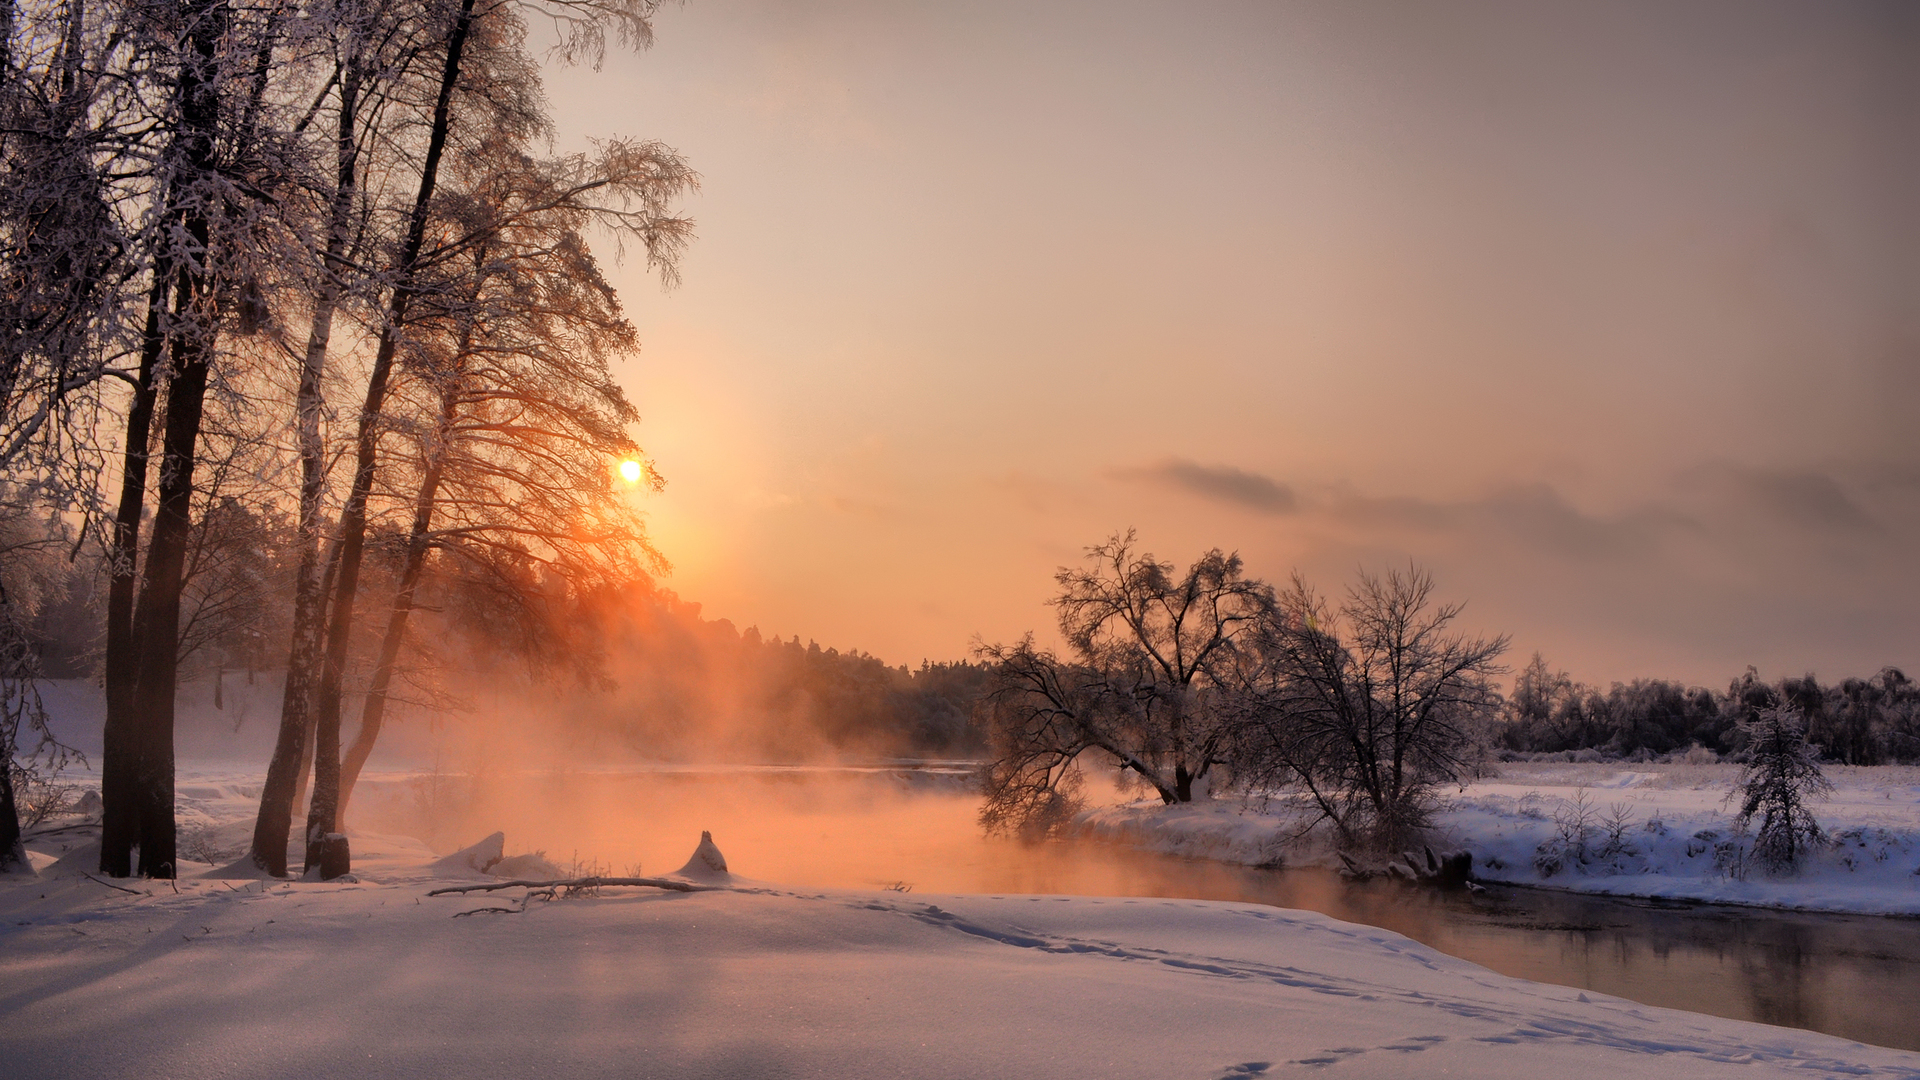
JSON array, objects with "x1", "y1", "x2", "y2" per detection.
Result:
[
  {"x1": 25, "y1": 536, "x2": 991, "y2": 762},
  {"x1": 25, "y1": 543, "x2": 1918, "y2": 768},
  {"x1": 1497, "y1": 654, "x2": 1920, "y2": 766},
  {"x1": 566, "y1": 583, "x2": 992, "y2": 761}
]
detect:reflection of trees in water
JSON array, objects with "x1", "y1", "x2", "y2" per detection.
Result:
[
  {"x1": 1468, "y1": 889, "x2": 1903, "y2": 1045},
  {"x1": 1214, "y1": 876, "x2": 1915, "y2": 1050},
  {"x1": 1736, "y1": 920, "x2": 1821, "y2": 1030}
]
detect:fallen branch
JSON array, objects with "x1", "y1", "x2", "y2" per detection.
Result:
[
  {"x1": 80, "y1": 871, "x2": 148, "y2": 897},
  {"x1": 452, "y1": 904, "x2": 526, "y2": 917},
  {"x1": 427, "y1": 875, "x2": 724, "y2": 897}
]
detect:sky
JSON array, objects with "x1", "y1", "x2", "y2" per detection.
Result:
[{"x1": 538, "y1": 0, "x2": 1920, "y2": 687}]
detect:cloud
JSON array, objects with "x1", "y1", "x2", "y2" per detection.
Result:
[
  {"x1": 1733, "y1": 470, "x2": 1876, "y2": 530},
  {"x1": 1114, "y1": 459, "x2": 1298, "y2": 514},
  {"x1": 1333, "y1": 484, "x2": 1690, "y2": 561}
]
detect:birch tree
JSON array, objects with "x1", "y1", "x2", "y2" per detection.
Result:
[{"x1": 333, "y1": 139, "x2": 688, "y2": 822}]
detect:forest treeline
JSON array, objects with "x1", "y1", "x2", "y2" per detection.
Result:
[
  {"x1": 569, "y1": 583, "x2": 991, "y2": 761},
  {"x1": 22, "y1": 540, "x2": 992, "y2": 761},
  {"x1": 1496, "y1": 655, "x2": 1920, "y2": 766}
]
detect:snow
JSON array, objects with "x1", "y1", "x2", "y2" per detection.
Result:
[
  {"x1": 427, "y1": 830, "x2": 509, "y2": 877},
  {"x1": 671, "y1": 829, "x2": 733, "y2": 883},
  {"x1": 7, "y1": 771, "x2": 1920, "y2": 1077},
  {"x1": 1077, "y1": 761, "x2": 1920, "y2": 915},
  {"x1": 6, "y1": 843, "x2": 1920, "y2": 1077}
]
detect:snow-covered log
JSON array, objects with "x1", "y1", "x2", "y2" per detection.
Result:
[{"x1": 427, "y1": 876, "x2": 728, "y2": 897}]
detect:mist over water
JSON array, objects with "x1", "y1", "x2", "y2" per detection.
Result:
[
  {"x1": 354, "y1": 766, "x2": 1205, "y2": 893},
  {"x1": 339, "y1": 765, "x2": 1920, "y2": 1052}
]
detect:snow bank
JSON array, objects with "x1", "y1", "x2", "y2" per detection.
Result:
[
  {"x1": 1073, "y1": 762, "x2": 1920, "y2": 915},
  {"x1": 7, "y1": 844, "x2": 1920, "y2": 1078}
]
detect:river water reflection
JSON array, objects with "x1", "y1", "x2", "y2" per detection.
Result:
[{"x1": 363, "y1": 766, "x2": 1920, "y2": 1051}]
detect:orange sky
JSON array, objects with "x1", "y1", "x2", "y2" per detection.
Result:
[{"x1": 541, "y1": 0, "x2": 1919, "y2": 686}]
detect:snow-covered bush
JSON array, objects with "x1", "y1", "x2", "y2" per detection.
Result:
[
  {"x1": 1597, "y1": 802, "x2": 1638, "y2": 860},
  {"x1": 1534, "y1": 790, "x2": 1644, "y2": 877},
  {"x1": 1731, "y1": 703, "x2": 1833, "y2": 874},
  {"x1": 1534, "y1": 789, "x2": 1595, "y2": 876}
]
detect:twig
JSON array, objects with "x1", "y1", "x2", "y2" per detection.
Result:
[
  {"x1": 427, "y1": 875, "x2": 724, "y2": 897},
  {"x1": 452, "y1": 904, "x2": 524, "y2": 917},
  {"x1": 80, "y1": 871, "x2": 146, "y2": 897}
]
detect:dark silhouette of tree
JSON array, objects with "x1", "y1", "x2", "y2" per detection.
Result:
[
  {"x1": 1236, "y1": 566, "x2": 1508, "y2": 851},
  {"x1": 977, "y1": 532, "x2": 1273, "y2": 834}
]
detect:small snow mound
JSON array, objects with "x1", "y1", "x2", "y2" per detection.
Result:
[
  {"x1": 200, "y1": 854, "x2": 282, "y2": 880},
  {"x1": 39, "y1": 840, "x2": 102, "y2": 879},
  {"x1": 489, "y1": 852, "x2": 565, "y2": 879},
  {"x1": 672, "y1": 830, "x2": 731, "y2": 883},
  {"x1": 429, "y1": 832, "x2": 506, "y2": 878}
]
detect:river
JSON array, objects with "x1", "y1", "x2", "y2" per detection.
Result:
[{"x1": 355, "y1": 764, "x2": 1920, "y2": 1051}]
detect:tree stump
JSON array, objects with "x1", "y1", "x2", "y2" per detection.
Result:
[{"x1": 315, "y1": 833, "x2": 351, "y2": 880}]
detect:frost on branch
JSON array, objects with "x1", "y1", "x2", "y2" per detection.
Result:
[{"x1": 1732, "y1": 703, "x2": 1833, "y2": 875}]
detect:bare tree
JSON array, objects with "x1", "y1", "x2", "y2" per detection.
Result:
[
  {"x1": 332, "y1": 138, "x2": 687, "y2": 824},
  {"x1": 977, "y1": 532, "x2": 1273, "y2": 834},
  {"x1": 1235, "y1": 565, "x2": 1508, "y2": 851},
  {"x1": 287, "y1": 0, "x2": 687, "y2": 876},
  {"x1": 248, "y1": 0, "x2": 455, "y2": 878}
]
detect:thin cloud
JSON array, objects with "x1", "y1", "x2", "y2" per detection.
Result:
[
  {"x1": 1333, "y1": 484, "x2": 1690, "y2": 561},
  {"x1": 1740, "y1": 471, "x2": 1875, "y2": 530},
  {"x1": 1114, "y1": 459, "x2": 1298, "y2": 515}
]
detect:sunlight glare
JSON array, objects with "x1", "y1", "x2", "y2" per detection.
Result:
[{"x1": 619, "y1": 459, "x2": 643, "y2": 484}]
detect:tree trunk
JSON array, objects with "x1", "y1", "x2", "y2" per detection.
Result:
[
  {"x1": 97, "y1": 273, "x2": 168, "y2": 877},
  {"x1": 304, "y1": 0, "x2": 475, "y2": 875},
  {"x1": 0, "y1": 754, "x2": 23, "y2": 872},
  {"x1": 121, "y1": 0, "x2": 227, "y2": 879},
  {"x1": 338, "y1": 370, "x2": 460, "y2": 826},
  {"x1": 126, "y1": 310, "x2": 210, "y2": 879},
  {"x1": 290, "y1": 535, "x2": 344, "y2": 820},
  {"x1": 249, "y1": 57, "x2": 361, "y2": 877},
  {"x1": 335, "y1": 540, "x2": 426, "y2": 827}
]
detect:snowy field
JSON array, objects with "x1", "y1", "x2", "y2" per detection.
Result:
[
  {"x1": 1076, "y1": 762, "x2": 1920, "y2": 916},
  {"x1": 8, "y1": 820, "x2": 1920, "y2": 1078}
]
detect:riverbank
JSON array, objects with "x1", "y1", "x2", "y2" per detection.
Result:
[
  {"x1": 9, "y1": 820, "x2": 1920, "y2": 1077},
  {"x1": 1074, "y1": 761, "x2": 1920, "y2": 916}
]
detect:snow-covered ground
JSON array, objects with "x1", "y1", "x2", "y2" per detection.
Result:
[
  {"x1": 1075, "y1": 762, "x2": 1920, "y2": 916},
  {"x1": 9, "y1": 815, "x2": 1920, "y2": 1078}
]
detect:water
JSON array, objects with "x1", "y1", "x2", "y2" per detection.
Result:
[{"x1": 356, "y1": 765, "x2": 1920, "y2": 1052}]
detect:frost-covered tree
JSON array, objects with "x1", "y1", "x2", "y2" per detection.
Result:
[
  {"x1": 1234, "y1": 566, "x2": 1508, "y2": 851},
  {"x1": 330, "y1": 137, "x2": 690, "y2": 826},
  {"x1": 977, "y1": 533, "x2": 1274, "y2": 834},
  {"x1": 1732, "y1": 702, "x2": 1832, "y2": 874},
  {"x1": 260, "y1": 0, "x2": 688, "y2": 877}
]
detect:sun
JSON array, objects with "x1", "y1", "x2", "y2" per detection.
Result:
[{"x1": 619, "y1": 459, "x2": 643, "y2": 484}]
